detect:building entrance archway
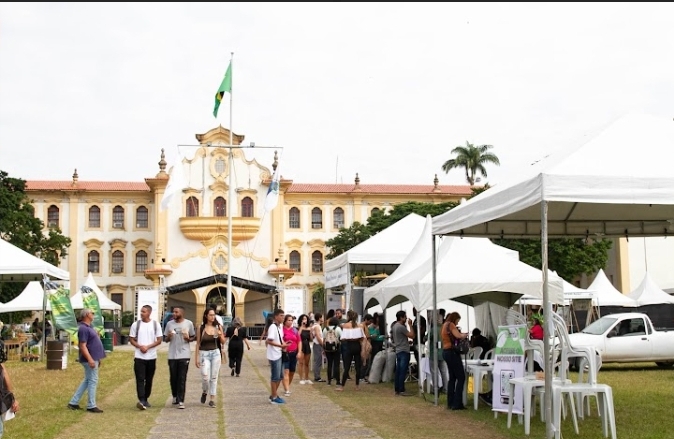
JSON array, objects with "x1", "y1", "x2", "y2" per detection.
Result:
[{"x1": 206, "y1": 286, "x2": 235, "y2": 319}]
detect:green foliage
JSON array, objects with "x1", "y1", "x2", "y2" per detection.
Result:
[
  {"x1": 493, "y1": 238, "x2": 614, "y2": 281},
  {"x1": 121, "y1": 310, "x2": 135, "y2": 327},
  {"x1": 312, "y1": 282, "x2": 325, "y2": 313},
  {"x1": 441, "y1": 141, "x2": 500, "y2": 185},
  {"x1": 0, "y1": 171, "x2": 72, "y2": 308},
  {"x1": 367, "y1": 201, "x2": 458, "y2": 234},
  {"x1": 325, "y1": 221, "x2": 371, "y2": 259},
  {"x1": 325, "y1": 201, "x2": 458, "y2": 259}
]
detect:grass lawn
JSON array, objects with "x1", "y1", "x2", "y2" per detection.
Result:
[
  {"x1": 315, "y1": 362, "x2": 674, "y2": 439},
  {"x1": 4, "y1": 350, "x2": 673, "y2": 439},
  {"x1": 3, "y1": 349, "x2": 170, "y2": 439}
]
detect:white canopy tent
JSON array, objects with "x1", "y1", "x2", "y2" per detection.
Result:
[
  {"x1": 0, "y1": 239, "x2": 70, "y2": 282},
  {"x1": 0, "y1": 281, "x2": 52, "y2": 312},
  {"x1": 324, "y1": 213, "x2": 427, "y2": 308},
  {"x1": 70, "y1": 273, "x2": 122, "y2": 311},
  {"x1": 430, "y1": 113, "x2": 674, "y2": 438},
  {"x1": 367, "y1": 235, "x2": 564, "y2": 311},
  {"x1": 516, "y1": 278, "x2": 595, "y2": 307},
  {"x1": 628, "y1": 272, "x2": 674, "y2": 306},
  {"x1": 588, "y1": 269, "x2": 637, "y2": 307}
]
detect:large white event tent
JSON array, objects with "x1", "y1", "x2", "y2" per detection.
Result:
[
  {"x1": 588, "y1": 269, "x2": 637, "y2": 307},
  {"x1": 70, "y1": 272, "x2": 122, "y2": 311},
  {"x1": 324, "y1": 213, "x2": 426, "y2": 305},
  {"x1": 0, "y1": 239, "x2": 70, "y2": 282},
  {"x1": 628, "y1": 272, "x2": 674, "y2": 306},
  {"x1": 430, "y1": 113, "x2": 674, "y2": 438},
  {"x1": 0, "y1": 281, "x2": 52, "y2": 312}
]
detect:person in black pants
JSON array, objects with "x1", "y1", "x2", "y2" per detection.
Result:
[
  {"x1": 441, "y1": 312, "x2": 468, "y2": 410},
  {"x1": 323, "y1": 317, "x2": 342, "y2": 385},
  {"x1": 225, "y1": 317, "x2": 251, "y2": 376},
  {"x1": 165, "y1": 306, "x2": 195, "y2": 409},
  {"x1": 338, "y1": 311, "x2": 364, "y2": 390}
]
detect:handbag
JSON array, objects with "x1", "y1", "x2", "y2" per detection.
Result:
[
  {"x1": 360, "y1": 337, "x2": 372, "y2": 362},
  {"x1": 454, "y1": 337, "x2": 470, "y2": 355},
  {"x1": 281, "y1": 351, "x2": 289, "y2": 363}
]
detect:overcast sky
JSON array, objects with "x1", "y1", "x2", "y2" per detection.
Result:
[{"x1": 1, "y1": 3, "x2": 673, "y2": 188}]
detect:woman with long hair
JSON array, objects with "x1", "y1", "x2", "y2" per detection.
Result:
[
  {"x1": 195, "y1": 308, "x2": 226, "y2": 407},
  {"x1": 338, "y1": 310, "x2": 365, "y2": 391},
  {"x1": 296, "y1": 314, "x2": 313, "y2": 384},
  {"x1": 225, "y1": 317, "x2": 251, "y2": 377},
  {"x1": 281, "y1": 315, "x2": 300, "y2": 396},
  {"x1": 441, "y1": 312, "x2": 468, "y2": 410}
]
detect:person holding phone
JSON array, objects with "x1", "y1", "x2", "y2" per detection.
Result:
[{"x1": 165, "y1": 306, "x2": 195, "y2": 409}]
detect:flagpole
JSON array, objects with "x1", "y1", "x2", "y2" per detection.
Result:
[{"x1": 226, "y1": 52, "x2": 234, "y2": 324}]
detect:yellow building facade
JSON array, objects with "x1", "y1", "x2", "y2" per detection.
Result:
[{"x1": 25, "y1": 127, "x2": 472, "y2": 324}]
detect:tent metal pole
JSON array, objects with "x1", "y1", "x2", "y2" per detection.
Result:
[
  {"x1": 432, "y1": 234, "x2": 438, "y2": 406},
  {"x1": 542, "y1": 201, "x2": 554, "y2": 439},
  {"x1": 416, "y1": 316, "x2": 422, "y2": 395}
]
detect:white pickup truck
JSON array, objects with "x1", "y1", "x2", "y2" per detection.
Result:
[{"x1": 567, "y1": 312, "x2": 674, "y2": 368}]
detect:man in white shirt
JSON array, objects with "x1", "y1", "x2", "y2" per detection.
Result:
[
  {"x1": 266, "y1": 308, "x2": 289, "y2": 404},
  {"x1": 129, "y1": 305, "x2": 163, "y2": 410}
]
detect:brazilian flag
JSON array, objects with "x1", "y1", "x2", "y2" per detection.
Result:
[{"x1": 213, "y1": 61, "x2": 232, "y2": 118}]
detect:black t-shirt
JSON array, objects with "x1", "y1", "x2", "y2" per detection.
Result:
[
  {"x1": 225, "y1": 326, "x2": 247, "y2": 350},
  {"x1": 413, "y1": 315, "x2": 427, "y2": 343}
]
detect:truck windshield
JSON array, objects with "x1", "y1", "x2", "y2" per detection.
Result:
[{"x1": 581, "y1": 317, "x2": 618, "y2": 335}]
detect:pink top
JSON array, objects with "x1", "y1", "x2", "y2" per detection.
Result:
[{"x1": 283, "y1": 326, "x2": 300, "y2": 353}]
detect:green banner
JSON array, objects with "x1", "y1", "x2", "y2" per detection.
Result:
[
  {"x1": 45, "y1": 282, "x2": 79, "y2": 344},
  {"x1": 81, "y1": 286, "x2": 105, "y2": 336}
]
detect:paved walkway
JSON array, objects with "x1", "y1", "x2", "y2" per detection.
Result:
[{"x1": 145, "y1": 344, "x2": 382, "y2": 439}]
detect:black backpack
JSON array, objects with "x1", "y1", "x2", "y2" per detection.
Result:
[{"x1": 324, "y1": 326, "x2": 339, "y2": 352}]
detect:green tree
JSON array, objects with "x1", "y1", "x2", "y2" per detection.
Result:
[
  {"x1": 441, "y1": 141, "x2": 500, "y2": 185},
  {"x1": 367, "y1": 201, "x2": 458, "y2": 234},
  {"x1": 325, "y1": 221, "x2": 371, "y2": 259},
  {"x1": 0, "y1": 170, "x2": 72, "y2": 305},
  {"x1": 492, "y1": 238, "x2": 613, "y2": 282}
]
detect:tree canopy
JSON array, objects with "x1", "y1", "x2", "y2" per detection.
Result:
[
  {"x1": 0, "y1": 170, "x2": 72, "y2": 304},
  {"x1": 441, "y1": 141, "x2": 500, "y2": 185}
]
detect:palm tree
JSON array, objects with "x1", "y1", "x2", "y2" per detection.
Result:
[{"x1": 441, "y1": 141, "x2": 500, "y2": 186}]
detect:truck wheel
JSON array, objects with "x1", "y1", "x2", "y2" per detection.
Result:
[{"x1": 655, "y1": 362, "x2": 674, "y2": 368}]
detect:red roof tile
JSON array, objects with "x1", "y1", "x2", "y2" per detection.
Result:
[
  {"x1": 285, "y1": 183, "x2": 473, "y2": 195},
  {"x1": 25, "y1": 181, "x2": 150, "y2": 192}
]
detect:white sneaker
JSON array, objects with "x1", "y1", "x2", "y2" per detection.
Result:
[
  {"x1": 284, "y1": 390, "x2": 291, "y2": 396},
  {"x1": 178, "y1": 402, "x2": 185, "y2": 409},
  {"x1": 305, "y1": 380, "x2": 314, "y2": 385},
  {"x1": 299, "y1": 380, "x2": 306, "y2": 385}
]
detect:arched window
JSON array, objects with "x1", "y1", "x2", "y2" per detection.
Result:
[
  {"x1": 87, "y1": 250, "x2": 100, "y2": 273},
  {"x1": 112, "y1": 205, "x2": 125, "y2": 228},
  {"x1": 111, "y1": 250, "x2": 124, "y2": 274},
  {"x1": 47, "y1": 205, "x2": 59, "y2": 228},
  {"x1": 136, "y1": 206, "x2": 148, "y2": 228},
  {"x1": 186, "y1": 197, "x2": 199, "y2": 217},
  {"x1": 333, "y1": 207, "x2": 344, "y2": 229},
  {"x1": 88, "y1": 206, "x2": 100, "y2": 228},
  {"x1": 214, "y1": 197, "x2": 226, "y2": 217},
  {"x1": 215, "y1": 158, "x2": 226, "y2": 174},
  {"x1": 135, "y1": 250, "x2": 148, "y2": 272},
  {"x1": 289, "y1": 207, "x2": 300, "y2": 229},
  {"x1": 311, "y1": 207, "x2": 323, "y2": 229},
  {"x1": 289, "y1": 250, "x2": 301, "y2": 272},
  {"x1": 241, "y1": 197, "x2": 254, "y2": 217},
  {"x1": 312, "y1": 250, "x2": 323, "y2": 273},
  {"x1": 371, "y1": 207, "x2": 381, "y2": 215}
]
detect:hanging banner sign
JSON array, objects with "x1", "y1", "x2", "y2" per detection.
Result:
[{"x1": 492, "y1": 324, "x2": 527, "y2": 414}]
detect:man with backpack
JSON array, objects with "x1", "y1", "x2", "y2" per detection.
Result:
[
  {"x1": 129, "y1": 305, "x2": 163, "y2": 410},
  {"x1": 322, "y1": 316, "x2": 342, "y2": 386}
]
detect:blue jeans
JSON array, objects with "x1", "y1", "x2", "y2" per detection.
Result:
[
  {"x1": 395, "y1": 351, "x2": 410, "y2": 394},
  {"x1": 199, "y1": 349, "x2": 222, "y2": 396},
  {"x1": 269, "y1": 358, "x2": 283, "y2": 382},
  {"x1": 70, "y1": 361, "x2": 100, "y2": 409}
]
